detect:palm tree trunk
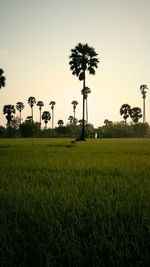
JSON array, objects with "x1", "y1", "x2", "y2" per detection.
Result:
[
  {"x1": 52, "y1": 109, "x2": 54, "y2": 129},
  {"x1": 40, "y1": 108, "x2": 41, "y2": 129},
  {"x1": 20, "y1": 111, "x2": 21, "y2": 125},
  {"x1": 81, "y1": 75, "x2": 85, "y2": 140},
  {"x1": 31, "y1": 107, "x2": 33, "y2": 122},
  {"x1": 143, "y1": 97, "x2": 145, "y2": 123},
  {"x1": 86, "y1": 98, "x2": 88, "y2": 124}
]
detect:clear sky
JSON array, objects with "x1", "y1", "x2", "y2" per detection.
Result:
[{"x1": 0, "y1": 0, "x2": 150, "y2": 128}]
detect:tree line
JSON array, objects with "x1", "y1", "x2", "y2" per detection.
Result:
[{"x1": 0, "y1": 43, "x2": 149, "y2": 139}]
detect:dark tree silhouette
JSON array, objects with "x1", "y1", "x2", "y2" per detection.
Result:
[
  {"x1": 71, "y1": 100, "x2": 78, "y2": 122},
  {"x1": 3, "y1": 105, "x2": 15, "y2": 128},
  {"x1": 68, "y1": 115, "x2": 74, "y2": 124},
  {"x1": 104, "y1": 119, "x2": 113, "y2": 126},
  {"x1": 37, "y1": 101, "x2": 44, "y2": 128},
  {"x1": 28, "y1": 96, "x2": 36, "y2": 122},
  {"x1": 120, "y1": 104, "x2": 131, "y2": 124},
  {"x1": 42, "y1": 111, "x2": 51, "y2": 129},
  {"x1": 140, "y1": 84, "x2": 148, "y2": 123},
  {"x1": 69, "y1": 43, "x2": 99, "y2": 140},
  {"x1": 0, "y1": 68, "x2": 6, "y2": 89},
  {"x1": 81, "y1": 86, "x2": 91, "y2": 124},
  {"x1": 49, "y1": 101, "x2": 56, "y2": 129},
  {"x1": 129, "y1": 107, "x2": 142, "y2": 124},
  {"x1": 16, "y1": 102, "x2": 24, "y2": 124},
  {"x1": 58, "y1": 119, "x2": 64, "y2": 127}
]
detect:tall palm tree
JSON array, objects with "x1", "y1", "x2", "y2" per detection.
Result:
[
  {"x1": 140, "y1": 84, "x2": 148, "y2": 123},
  {"x1": 49, "y1": 101, "x2": 56, "y2": 129},
  {"x1": 120, "y1": 104, "x2": 131, "y2": 124},
  {"x1": 42, "y1": 111, "x2": 51, "y2": 129},
  {"x1": 69, "y1": 43, "x2": 99, "y2": 140},
  {"x1": 81, "y1": 86, "x2": 91, "y2": 124},
  {"x1": 16, "y1": 102, "x2": 24, "y2": 124},
  {"x1": 28, "y1": 96, "x2": 36, "y2": 122},
  {"x1": 37, "y1": 101, "x2": 44, "y2": 128},
  {"x1": 3, "y1": 105, "x2": 15, "y2": 128},
  {"x1": 129, "y1": 107, "x2": 142, "y2": 124},
  {"x1": 0, "y1": 68, "x2": 6, "y2": 89},
  {"x1": 71, "y1": 100, "x2": 78, "y2": 121}
]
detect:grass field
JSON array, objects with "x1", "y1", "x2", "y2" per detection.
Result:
[{"x1": 0, "y1": 138, "x2": 150, "y2": 266}]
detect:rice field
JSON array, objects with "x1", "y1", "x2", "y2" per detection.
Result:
[{"x1": 0, "y1": 138, "x2": 150, "y2": 266}]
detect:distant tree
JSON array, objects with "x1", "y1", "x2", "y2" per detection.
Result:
[
  {"x1": 20, "y1": 121, "x2": 38, "y2": 137},
  {"x1": 3, "y1": 105, "x2": 15, "y2": 129},
  {"x1": 129, "y1": 107, "x2": 142, "y2": 124},
  {"x1": 26, "y1": 116, "x2": 33, "y2": 123},
  {"x1": 42, "y1": 111, "x2": 51, "y2": 129},
  {"x1": 81, "y1": 86, "x2": 91, "y2": 124},
  {"x1": 140, "y1": 84, "x2": 148, "y2": 123},
  {"x1": 120, "y1": 104, "x2": 131, "y2": 124},
  {"x1": 49, "y1": 101, "x2": 56, "y2": 129},
  {"x1": 58, "y1": 119, "x2": 64, "y2": 127},
  {"x1": 69, "y1": 43, "x2": 99, "y2": 140},
  {"x1": 71, "y1": 100, "x2": 78, "y2": 121},
  {"x1": 0, "y1": 68, "x2": 6, "y2": 89},
  {"x1": 28, "y1": 96, "x2": 36, "y2": 122},
  {"x1": 104, "y1": 119, "x2": 113, "y2": 126},
  {"x1": 16, "y1": 102, "x2": 24, "y2": 124},
  {"x1": 68, "y1": 115, "x2": 74, "y2": 124},
  {"x1": 10, "y1": 116, "x2": 20, "y2": 130},
  {"x1": 37, "y1": 101, "x2": 44, "y2": 128}
]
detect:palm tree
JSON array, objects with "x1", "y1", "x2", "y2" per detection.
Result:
[
  {"x1": 3, "y1": 105, "x2": 15, "y2": 128},
  {"x1": 129, "y1": 107, "x2": 142, "y2": 124},
  {"x1": 68, "y1": 115, "x2": 74, "y2": 124},
  {"x1": 0, "y1": 68, "x2": 6, "y2": 89},
  {"x1": 120, "y1": 104, "x2": 131, "y2": 124},
  {"x1": 71, "y1": 100, "x2": 78, "y2": 121},
  {"x1": 37, "y1": 101, "x2": 44, "y2": 128},
  {"x1": 58, "y1": 120, "x2": 64, "y2": 127},
  {"x1": 69, "y1": 43, "x2": 99, "y2": 140},
  {"x1": 81, "y1": 86, "x2": 91, "y2": 124},
  {"x1": 49, "y1": 101, "x2": 56, "y2": 129},
  {"x1": 140, "y1": 84, "x2": 148, "y2": 123},
  {"x1": 16, "y1": 102, "x2": 24, "y2": 124},
  {"x1": 104, "y1": 119, "x2": 113, "y2": 126},
  {"x1": 28, "y1": 96, "x2": 36, "y2": 122},
  {"x1": 42, "y1": 111, "x2": 51, "y2": 129}
]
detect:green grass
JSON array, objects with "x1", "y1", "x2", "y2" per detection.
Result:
[{"x1": 0, "y1": 138, "x2": 150, "y2": 266}]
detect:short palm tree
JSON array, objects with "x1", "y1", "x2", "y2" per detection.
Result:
[
  {"x1": 42, "y1": 111, "x2": 51, "y2": 129},
  {"x1": 71, "y1": 100, "x2": 78, "y2": 121},
  {"x1": 69, "y1": 43, "x2": 99, "y2": 140},
  {"x1": 3, "y1": 105, "x2": 15, "y2": 128},
  {"x1": 120, "y1": 104, "x2": 131, "y2": 124},
  {"x1": 58, "y1": 120, "x2": 64, "y2": 127},
  {"x1": 49, "y1": 101, "x2": 56, "y2": 129},
  {"x1": 81, "y1": 86, "x2": 91, "y2": 124},
  {"x1": 0, "y1": 68, "x2": 6, "y2": 89},
  {"x1": 68, "y1": 115, "x2": 74, "y2": 124},
  {"x1": 28, "y1": 96, "x2": 36, "y2": 122},
  {"x1": 140, "y1": 84, "x2": 148, "y2": 123},
  {"x1": 16, "y1": 102, "x2": 24, "y2": 124},
  {"x1": 37, "y1": 101, "x2": 44, "y2": 128},
  {"x1": 129, "y1": 107, "x2": 142, "y2": 124}
]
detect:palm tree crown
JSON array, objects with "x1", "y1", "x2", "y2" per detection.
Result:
[
  {"x1": 0, "y1": 68, "x2": 6, "y2": 89},
  {"x1": 69, "y1": 43, "x2": 99, "y2": 140},
  {"x1": 129, "y1": 107, "x2": 142, "y2": 124}
]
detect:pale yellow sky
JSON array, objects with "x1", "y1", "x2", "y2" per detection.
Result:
[{"x1": 0, "y1": 0, "x2": 150, "y2": 128}]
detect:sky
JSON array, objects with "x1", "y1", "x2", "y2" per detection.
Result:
[{"x1": 0, "y1": 0, "x2": 150, "y2": 128}]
